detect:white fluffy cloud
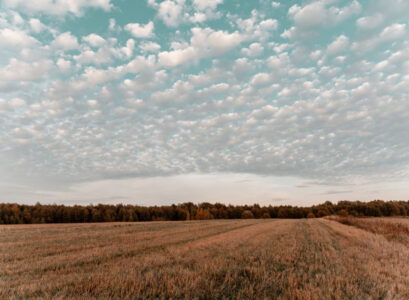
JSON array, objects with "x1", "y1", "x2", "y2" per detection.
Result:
[
  {"x1": 380, "y1": 23, "x2": 406, "y2": 41},
  {"x1": 241, "y1": 43, "x2": 264, "y2": 57},
  {"x1": 285, "y1": 1, "x2": 361, "y2": 40},
  {"x1": 327, "y1": 35, "x2": 349, "y2": 56},
  {"x1": 83, "y1": 33, "x2": 106, "y2": 47},
  {"x1": 151, "y1": 0, "x2": 185, "y2": 27},
  {"x1": 56, "y1": 58, "x2": 71, "y2": 73},
  {"x1": 29, "y1": 18, "x2": 45, "y2": 33},
  {"x1": 3, "y1": 0, "x2": 112, "y2": 16},
  {"x1": 0, "y1": 28, "x2": 38, "y2": 48},
  {"x1": 190, "y1": 27, "x2": 242, "y2": 55},
  {"x1": 74, "y1": 49, "x2": 112, "y2": 65},
  {"x1": 52, "y1": 32, "x2": 79, "y2": 50},
  {"x1": 159, "y1": 27, "x2": 243, "y2": 67},
  {"x1": 250, "y1": 73, "x2": 272, "y2": 85},
  {"x1": 351, "y1": 23, "x2": 408, "y2": 54},
  {"x1": 121, "y1": 39, "x2": 135, "y2": 59},
  {"x1": 236, "y1": 11, "x2": 278, "y2": 42},
  {"x1": 0, "y1": 58, "x2": 53, "y2": 81},
  {"x1": 290, "y1": 2, "x2": 327, "y2": 29},
  {"x1": 125, "y1": 21, "x2": 154, "y2": 38},
  {"x1": 149, "y1": 0, "x2": 223, "y2": 26}
]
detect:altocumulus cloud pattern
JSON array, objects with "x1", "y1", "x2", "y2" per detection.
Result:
[{"x1": 1, "y1": 0, "x2": 409, "y2": 200}]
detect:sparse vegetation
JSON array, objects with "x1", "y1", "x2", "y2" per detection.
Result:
[{"x1": 2, "y1": 218, "x2": 409, "y2": 298}]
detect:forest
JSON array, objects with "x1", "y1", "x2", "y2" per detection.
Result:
[{"x1": 1, "y1": 200, "x2": 409, "y2": 224}]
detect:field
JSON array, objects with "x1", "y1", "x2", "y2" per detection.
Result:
[{"x1": 2, "y1": 218, "x2": 409, "y2": 299}]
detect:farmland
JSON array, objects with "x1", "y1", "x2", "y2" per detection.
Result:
[{"x1": 2, "y1": 218, "x2": 409, "y2": 299}]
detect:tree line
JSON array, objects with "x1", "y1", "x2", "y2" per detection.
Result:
[{"x1": 0, "y1": 200, "x2": 408, "y2": 224}]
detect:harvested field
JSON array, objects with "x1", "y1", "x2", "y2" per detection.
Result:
[
  {"x1": 330, "y1": 216, "x2": 409, "y2": 246},
  {"x1": 2, "y1": 218, "x2": 409, "y2": 299}
]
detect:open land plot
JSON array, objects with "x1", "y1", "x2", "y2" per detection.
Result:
[{"x1": 2, "y1": 218, "x2": 409, "y2": 299}]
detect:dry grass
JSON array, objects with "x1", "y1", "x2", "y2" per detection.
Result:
[
  {"x1": 2, "y1": 218, "x2": 409, "y2": 299},
  {"x1": 330, "y1": 216, "x2": 409, "y2": 246}
]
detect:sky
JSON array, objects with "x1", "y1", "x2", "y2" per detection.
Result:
[{"x1": 1, "y1": 0, "x2": 409, "y2": 206}]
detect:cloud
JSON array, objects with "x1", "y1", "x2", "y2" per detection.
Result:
[
  {"x1": 268, "y1": 52, "x2": 289, "y2": 71},
  {"x1": 9, "y1": 97, "x2": 26, "y2": 108},
  {"x1": 108, "y1": 18, "x2": 120, "y2": 32},
  {"x1": 356, "y1": 14, "x2": 384, "y2": 30},
  {"x1": 323, "y1": 190, "x2": 353, "y2": 195},
  {"x1": 290, "y1": 2, "x2": 327, "y2": 29},
  {"x1": 0, "y1": 28, "x2": 39, "y2": 48},
  {"x1": 83, "y1": 33, "x2": 106, "y2": 47},
  {"x1": 250, "y1": 73, "x2": 272, "y2": 85},
  {"x1": 192, "y1": 0, "x2": 222, "y2": 11},
  {"x1": 351, "y1": 23, "x2": 408, "y2": 54},
  {"x1": 123, "y1": 70, "x2": 167, "y2": 92},
  {"x1": 74, "y1": 48, "x2": 113, "y2": 65},
  {"x1": 139, "y1": 41, "x2": 161, "y2": 53},
  {"x1": 81, "y1": 66, "x2": 118, "y2": 85},
  {"x1": 120, "y1": 39, "x2": 135, "y2": 59},
  {"x1": 56, "y1": 58, "x2": 72, "y2": 73},
  {"x1": 125, "y1": 21, "x2": 154, "y2": 38},
  {"x1": 52, "y1": 32, "x2": 79, "y2": 50},
  {"x1": 0, "y1": 58, "x2": 53, "y2": 81},
  {"x1": 236, "y1": 11, "x2": 278, "y2": 42},
  {"x1": 380, "y1": 23, "x2": 406, "y2": 41},
  {"x1": 158, "y1": 27, "x2": 243, "y2": 67},
  {"x1": 29, "y1": 18, "x2": 45, "y2": 33},
  {"x1": 241, "y1": 42, "x2": 264, "y2": 57},
  {"x1": 149, "y1": 0, "x2": 185, "y2": 27},
  {"x1": 285, "y1": 1, "x2": 361, "y2": 40},
  {"x1": 3, "y1": 0, "x2": 113, "y2": 16},
  {"x1": 149, "y1": 0, "x2": 223, "y2": 26},
  {"x1": 0, "y1": 173, "x2": 307, "y2": 206},
  {"x1": 328, "y1": 0, "x2": 361, "y2": 24},
  {"x1": 0, "y1": 98, "x2": 6, "y2": 112},
  {"x1": 190, "y1": 27, "x2": 242, "y2": 55},
  {"x1": 327, "y1": 35, "x2": 349, "y2": 56}
]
